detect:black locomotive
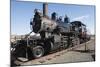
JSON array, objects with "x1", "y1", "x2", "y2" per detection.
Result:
[{"x1": 11, "y1": 3, "x2": 90, "y2": 62}]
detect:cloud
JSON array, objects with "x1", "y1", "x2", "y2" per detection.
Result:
[{"x1": 72, "y1": 15, "x2": 89, "y2": 21}]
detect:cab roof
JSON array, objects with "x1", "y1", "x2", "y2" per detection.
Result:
[{"x1": 71, "y1": 21, "x2": 86, "y2": 27}]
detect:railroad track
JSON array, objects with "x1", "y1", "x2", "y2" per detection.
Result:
[{"x1": 14, "y1": 39, "x2": 94, "y2": 66}]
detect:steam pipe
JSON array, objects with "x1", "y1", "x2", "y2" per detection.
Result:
[{"x1": 43, "y1": 3, "x2": 48, "y2": 17}]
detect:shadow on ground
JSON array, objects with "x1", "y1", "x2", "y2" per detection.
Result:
[
  {"x1": 71, "y1": 49, "x2": 94, "y2": 53},
  {"x1": 71, "y1": 49, "x2": 95, "y2": 61}
]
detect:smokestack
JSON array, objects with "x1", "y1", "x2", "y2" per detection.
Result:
[{"x1": 43, "y1": 3, "x2": 48, "y2": 17}]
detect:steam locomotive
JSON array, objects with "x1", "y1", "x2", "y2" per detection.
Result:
[{"x1": 11, "y1": 3, "x2": 90, "y2": 61}]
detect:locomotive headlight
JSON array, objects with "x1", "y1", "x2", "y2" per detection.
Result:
[{"x1": 32, "y1": 19, "x2": 41, "y2": 33}]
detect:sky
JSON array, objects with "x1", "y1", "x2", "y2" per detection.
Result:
[{"x1": 11, "y1": 0, "x2": 95, "y2": 35}]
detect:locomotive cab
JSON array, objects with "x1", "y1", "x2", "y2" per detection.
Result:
[{"x1": 71, "y1": 21, "x2": 90, "y2": 43}]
